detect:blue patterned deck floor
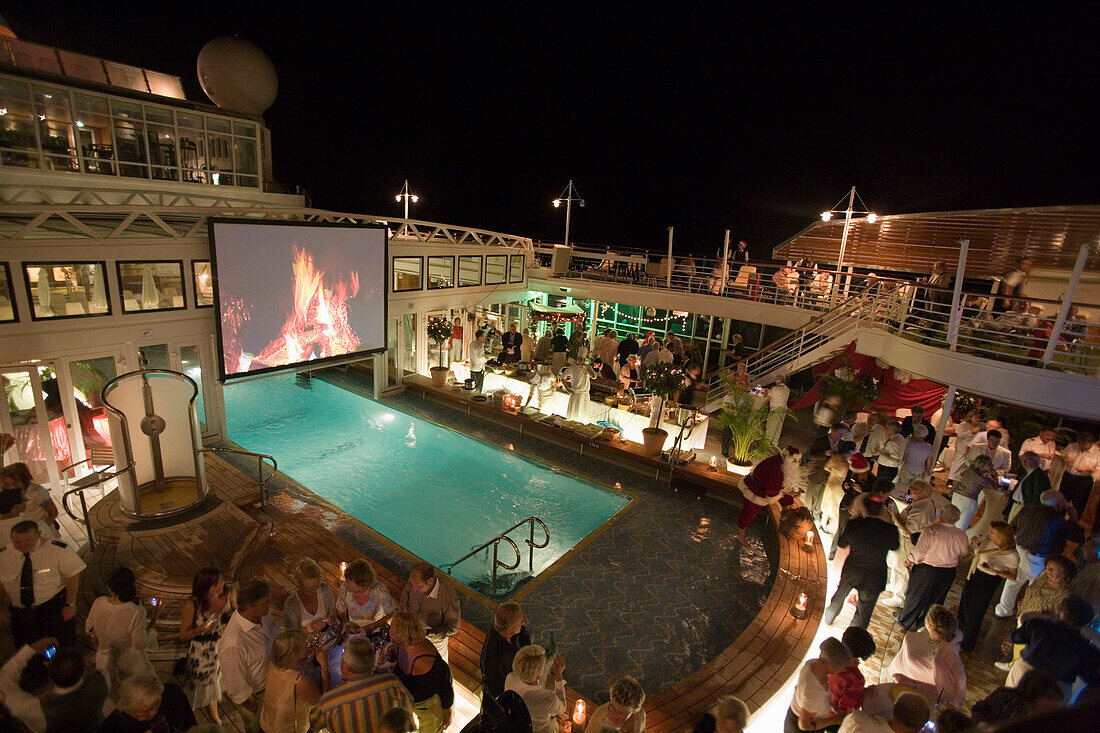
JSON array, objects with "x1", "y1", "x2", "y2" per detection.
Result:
[{"x1": 231, "y1": 369, "x2": 778, "y2": 701}]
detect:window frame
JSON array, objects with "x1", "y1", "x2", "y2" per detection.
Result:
[
  {"x1": 22, "y1": 260, "x2": 112, "y2": 321},
  {"x1": 426, "y1": 255, "x2": 455, "y2": 290},
  {"x1": 458, "y1": 255, "x2": 482, "y2": 287},
  {"x1": 485, "y1": 254, "x2": 508, "y2": 285},
  {"x1": 0, "y1": 262, "x2": 17, "y2": 323},
  {"x1": 115, "y1": 260, "x2": 188, "y2": 314},
  {"x1": 391, "y1": 256, "x2": 424, "y2": 292},
  {"x1": 191, "y1": 260, "x2": 214, "y2": 308}
]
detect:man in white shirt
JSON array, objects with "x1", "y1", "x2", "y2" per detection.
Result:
[
  {"x1": 219, "y1": 579, "x2": 279, "y2": 715},
  {"x1": 0, "y1": 521, "x2": 85, "y2": 647},
  {"x1": 971, "y1": 419, "x2": 1011, "y2": 450},
  {"x1": 966, "y1": 429, "x2": 1011, "y2": 475},
  {"x1": 1060, "y1": 431, "x2": 1100, "y2": 516},
  {"x1": 853, "y1": 412, "x2": 888, "y2": 460},
  {"x1": 838, "y1": 692, "x2": 929, "y2": 733},
  {"x1": 1020, "y1": 427, "x2": 1058, "y2": 471},
  {"x1": 894, "y1": 503, "x2": 969, "y2": 631},
  {"x1": 467, "y1": 329, "x2": 487, "y2": 393}
]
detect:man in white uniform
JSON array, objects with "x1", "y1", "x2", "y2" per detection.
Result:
[
  {"x1": 966, "y1": 430, "x2": 1012, "y2": 475},
  {"x1": 1020, "y1": 426, "x2": 1058, "y2": 471},
  {"x1": 0, "y1": 521, "x2": 85, "y2": 647},
  {"x1": 765, "y1": 375, "x2": 791, "y2": 445}
]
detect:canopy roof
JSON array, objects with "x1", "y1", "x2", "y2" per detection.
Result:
[
  {"x1": 773, "y1": 205, "x2": 1100, "y2": 276},
  {"x1": 529, "y1": 303, "x2": 585, "y2": 322}
]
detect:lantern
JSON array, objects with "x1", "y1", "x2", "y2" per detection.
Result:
[
  {"x1": 790, "y1": 592, "x2": 809, "y2": 619},
  {"x1": 572, "y1": 700, "x2": 586, "y2": 725},
  {"x1": 502, "y1": 393, "x2": 519, "y2": 411},
  {"x1": 339, "y1": 562, "x2": 347, "y2": 580},
  {"x1": 708, "y1": 455, "x2": 718, "y2": 472}
]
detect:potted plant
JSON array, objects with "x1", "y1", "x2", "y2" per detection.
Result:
[
  {"x1": 426, "y1": 317, "x2": 454, "y2": 387},
  {"x1": 714, "y1": 379, "x2": 795, "y2": 472},
  {"x1": 639, "y1": 361, "x2": 684, "y2": 456}
]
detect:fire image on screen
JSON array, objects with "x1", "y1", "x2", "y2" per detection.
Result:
[{"x1": 212, "y1": 222, "x2": 386, "y2": 378}]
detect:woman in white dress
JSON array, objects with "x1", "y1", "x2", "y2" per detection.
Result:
[
  {"x1": 562, "y1": 361, "x2": 595, "y2": 422},
  {"x1": 85, "y1": 566, "x2": 158, "y2": 694}
]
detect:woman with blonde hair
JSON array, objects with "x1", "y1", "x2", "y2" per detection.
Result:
[
  {"x1": 260, "y1": 630, "x2": 322, "y2": 733},
  {"x1": 505, "y1": 644, "x2": 567, "y2": 733},
  {"x1": 694, "y1": 695, "x2": 750, "y2": 733},
  {"x1": 282, "y1": 557, "x2": 338, "y2": 688},
  {"x1": 390, "y1": 610, "x2": 453, "y2": 733},
  {"x1": 586, "y1": 675, "x2": 646, "y2": 732}
]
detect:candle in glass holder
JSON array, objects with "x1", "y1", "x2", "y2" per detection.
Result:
[
  {"x1": 339, "y1": 562, "x2": 347, "y2": 580},
  {"x1": 804, "y1": 529, "x2": 814, "y2": 549},
  {"x1": 572, "y1": 700, "x2": 586, "y2": 725},
  {"x1": 709, "y1": 455, "x2": 718, "y2": 471},
  {"x1": 796, "y1": 592, "x2": 807, "y2": 611}
]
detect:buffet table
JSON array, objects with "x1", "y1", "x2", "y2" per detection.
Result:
[{"x1": 449, "y1": 365, "x2": 709, "y2": 452}]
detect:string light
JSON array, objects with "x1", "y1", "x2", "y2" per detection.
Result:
[{"x1": 598, "y1": 302, "x2": 688, "y2": 326}]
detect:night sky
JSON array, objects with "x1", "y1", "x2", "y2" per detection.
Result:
[{"x1": 10, "y1": 2, "x2": 1098, "y2": 257}]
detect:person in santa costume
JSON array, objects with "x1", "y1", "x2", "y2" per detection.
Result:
[{"x1": 736, "y1": 446, "x2": 804, "y2": 545}]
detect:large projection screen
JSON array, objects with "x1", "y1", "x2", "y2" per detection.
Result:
[{"x1": 210, "y1": 219, "x2": 387, "y2": 381}]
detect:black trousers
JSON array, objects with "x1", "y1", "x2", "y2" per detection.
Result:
[
  {"x1": 823, "y1": 576, "x2": 883, "y2": 629},
  {"x1": 10, "y1": 591, "x2": 76, "y2": 648},
  {"x1": 898, "y1": 563, "x2": 956, "y2": 630},
  {"x1": 721, "y1": 427, "x2": 732, "y2": 457},
  {"x1": 957, "y1": 570, "x2": 1003, "y2": 652},
  {"x1": 1061, "y1": 472, "x2": 1094, "y2": 516},
  {"x1": 471, "y1": 369, "x2": 485, "y2": 393},
  {"x1": 876, "y1": 464, "x2": 899, "y2": 485}
]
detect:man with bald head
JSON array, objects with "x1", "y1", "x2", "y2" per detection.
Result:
[{"x1": 398, "y1": 562, "x2": 460, "y2": 662}]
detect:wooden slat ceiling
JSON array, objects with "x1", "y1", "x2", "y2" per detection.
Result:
[{"x1": 772, "y1": 205, "x2": 1100, "y2": 276}]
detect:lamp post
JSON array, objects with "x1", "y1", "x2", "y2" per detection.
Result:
[
  {"x1": 395, "y1": 180, "x2": 419, "y2": 236},
  {"x1": 820, "y1": 186, "x2": 876, "y2": 301},
  {"x1": 552, "y1": 180, "x2": 585, "y2": 248}
]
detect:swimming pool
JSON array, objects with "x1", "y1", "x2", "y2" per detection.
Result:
[{"x1": 224, "y1": 373, "x2": 630, "y2": 597}]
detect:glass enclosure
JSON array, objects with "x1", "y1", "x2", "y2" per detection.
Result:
[
  {"x1": 0, "y1": 73, "x2": 261, "y2": 188},
  {"x1": 67, "y1": 356, "x2": 117, "y2": 462},
  {"x1": 23, "y1": 262, "x2": 110, "y2": 320}
]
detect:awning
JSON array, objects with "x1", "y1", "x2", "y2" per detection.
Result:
[{"x1": 530, "y1": 303, "x2": 586, "y2": 322}]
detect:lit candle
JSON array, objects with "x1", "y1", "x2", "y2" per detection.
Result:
[
  {"x1": 709, "y1": 455, "x2": 718, "y2": 471},
  {"x1": 804, "y1": 529, "x2": 814, "y2": 548},
  {"x1": 339, "y1": 562, "x2": 347, "y2": 580},
  {"x1": 795, "y1": 592, "x2": 808, "y2": 612},
  {"x1": 572, "y1": 700, "x2": 586, "y2": 725}
]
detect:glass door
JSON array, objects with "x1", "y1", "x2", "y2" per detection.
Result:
[
  {"x1": 59, "y1": 354, "x2": 118, "y2": 475},
  {"x1": 1, "y1": 366, "x2": 63, "y2": 490},
  {"x1": 138, "y1": 341, "x2": 213, "y2": 437},
  {"x1": 385, "y1": 317, "x2": 399, "y2": 390},
  {"x1": 401, "y1": 313, "x2": 418, "y2": 376}
]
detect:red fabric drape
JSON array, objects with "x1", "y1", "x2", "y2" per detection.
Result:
[{"x1": 789, "y1": 342, "x2": 947, "y2": 417}]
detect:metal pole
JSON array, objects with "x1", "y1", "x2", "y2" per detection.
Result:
[
  {"x1": 529, "y1": 520, "x2": 535, "y2": 572},
  {"x1": 721, "y1": 229, "x2": 730, "y2": 295},
  {"x1": 834, "y1": 186, "x2": 856, "y2": 301},
  {"x1": 80, "y1": 492, "x2": 95, "y2": 549},
  {"x1": 934, "y1": 386, "x2": 957, "y2": 455},
  {"x1": 403, "y1": 180, "x2": 409, "y2": 220},
  {"x1": 564, "y1": 180, "x2": 573, "y2": 248},
  {"x1": 666, "y1": 227, "x2": 674, "y2": 289},
  {"x1": 1041, "y1": 244, "x2": 1090, "y2": 365},
  {"x1": 492, "y1": 541, "x2": 499, "y2": 592},
  {"x1": 947, "y1": 239, "x2": 970, "y2": 350},
  {"x1": 701, "y1": 315, "x2": 716, "y2": 377}
]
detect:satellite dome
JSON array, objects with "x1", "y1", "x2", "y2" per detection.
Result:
[{"x1": 197, "y1": 36, "x2": 277, "y2": 116}]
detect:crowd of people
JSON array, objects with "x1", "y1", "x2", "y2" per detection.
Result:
[{"x1": 729, "y1": 409, "x2": 1100, "y2": 732}]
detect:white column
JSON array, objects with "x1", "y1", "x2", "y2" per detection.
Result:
[
  {"x1": 947, "y1": 239, "x2": 970, "y2": 350},
  {"x1": 1041, "y1": 244, "x2": 1090, "y2": 365}
]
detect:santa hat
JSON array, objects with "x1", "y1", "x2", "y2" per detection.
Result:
[{"x1": 848, "y1": 452, "x2": 870, "y2": 473}]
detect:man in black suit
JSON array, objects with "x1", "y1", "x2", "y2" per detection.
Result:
[
  {"x1": 823, "y1": 500, "x2": 900, "y2": 628},
  {"x1": 900, "y1": 405, "x2": 936, "y2": 446},
  {"x1": 500, "y1": 323, "x2": 523, "y2": 363}
]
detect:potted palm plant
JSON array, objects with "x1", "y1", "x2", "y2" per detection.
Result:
[
  {"x1": 639, "y1": 361, "x2": 684, "y2": 456},
  {"x1": 426, "y1": 317, "x2": 454, "y2": 387},
  {"x1": 715, "y1": 379, "x2": 795, "y2": 473}
]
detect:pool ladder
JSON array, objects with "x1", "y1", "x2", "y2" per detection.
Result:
[{"x1": 442, "y1": 516, "x2": 550, "y2": 592}]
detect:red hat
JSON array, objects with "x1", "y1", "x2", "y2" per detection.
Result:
[{"x1": 848, "y1": 452, "x2": 870, "y2": 473}]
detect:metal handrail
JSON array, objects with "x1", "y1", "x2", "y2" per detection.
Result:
[
  {"x1": 195, "y1": 447, "x2": 277, "y2": 511},
  {"x1": 60, "y1": 462, "x2": 135, "y2": 550},
  {"x1": 443, "y1": 516, "x2": 551, "y2": 590}
]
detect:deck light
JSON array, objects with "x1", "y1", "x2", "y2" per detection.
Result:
[
  {"x1": 819, "y1": 187, "x2": 879, "y2": 300},
  {"x1": 552, "y1": 199, "x2": 561, "y2": 208},
  {"x1": 551, "y1": 181, "x2": 584, "y2": 247},
  {"x1": 867, "y1": 212, "x2": 877, "y2": 223},
  {"x1": 790, "y1": 591, "x2": 809, "y2": 619},
  {"x1": 820, "y1": 211, "x2": 832, "y2": 221},
  {"x1": 395, "y1": 180, "x2": 419, "y2": 232}
]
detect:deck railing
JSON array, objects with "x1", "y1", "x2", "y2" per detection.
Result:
[{"x1": 442, "y1": 516, "x2": 550, "y2": 592}]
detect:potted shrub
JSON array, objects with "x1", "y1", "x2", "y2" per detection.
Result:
[
  {"x1": 426, "y1": 317, "x2": 454, "y2": 387},
  {"x1": 715, "y1": 378, "x2": 794, "y2": 472},
  {"x1": 639, "y1": 361, "x2": 684, "y2": 456}
]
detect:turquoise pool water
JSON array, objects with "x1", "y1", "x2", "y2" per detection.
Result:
[{"x1": 224, "y1": 373, "x2": 629, "y2": 596}]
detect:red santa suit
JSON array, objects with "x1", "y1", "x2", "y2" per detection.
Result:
[{"x1": 737, "y1": 447, "x2": 802, "y2": 530}]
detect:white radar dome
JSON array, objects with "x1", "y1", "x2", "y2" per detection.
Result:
[{"x1": 197, "y1": 36, "x2": 277, "y2": 116}]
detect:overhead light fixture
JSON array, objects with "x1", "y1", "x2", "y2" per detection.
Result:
[
  {"x1": 867, "y1": 212, "x2": 877, "y2": 223},
  {"x1": 820, "y1": 211, "x2": 832, "y2": 221}
]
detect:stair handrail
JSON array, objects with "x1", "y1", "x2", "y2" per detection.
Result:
[
  {"x1": 707, "y1": 283, "x2": 881, "y2": 399},
  {"x1": 442, "y1": 516, "x2": 551, "y2": 589},
  {"x1": 195, "y1": 447, "x2": 278, "y2": 511},
  {"x1": 60, "y1": 462, "x2": 135, "y2": 550}
]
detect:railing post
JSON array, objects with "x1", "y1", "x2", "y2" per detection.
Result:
[
  {"x1": 666, "y1": 227, "x2": 674, "y2": 289},
  {"x1": 79, "y1": 492, "x2": 95, "y2": 550},
  {"x1": 528, "y1": 519, "x2": 535, "y2": 572},
  {"x1": 491, "y1": 540, "x2": 499, "y2": 592},
  {"x1": 1041, "y1": 244, "x2": 1090, "y2": 366},
  {"x1": 946, "y1": 239, "x2": 969, "y2": 350}
]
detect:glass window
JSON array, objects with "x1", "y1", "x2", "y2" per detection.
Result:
[
  {"x1": 32, "y1": 85, "x2": 77, "y2": 172},
  {"x1": 0, "y1": 263, "x2": 16, "y2": 322},
  {"x1": 392, "y1": 257, "x2": 423, "y2": 292},
  {"x1": 23, "y1": 262, "x2": 111, "y2": 320},
  {"x1": 111, "y1": 102, "x2": 148, "y2": 178},
  {"x1": 485, "y1": 255, "x2": 507, "y2": 284},
  {"x1": 74, "y1": 93, "x2": 114, "y2": 175},
  {"x1": 458, "y1": 255, "x2": 481, "y2": 286},
  {"x1": 0, "y1": 77, "x2": 39, "y2": 168},
  {"x1": 192, "y1": 260, "x2": 213, "y2": 307},
  {"x1": 179, "y1": 345, "x2": 207, "y2": 432},
  {"x1": 427, "y1": 256, "x2": 454, "y2": 289},
  {"x1": 509, "y1": 254, "x2": 525, "y2": 283},
  {"x1": 116, "y1": 261, "x2": 185, "y2": 312},
  {"x1": 206, "y1": 118, "x2": 233, "y2": 185},
  {"x1": 232, "y1": 136, "x2": 258, "y2": 187},
  {"x1": 177, "y1": 113, "x2": 205, "y2": 184},
  {"x1": 145, "y1": 116, "x2": 178, "y2": 181}
]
